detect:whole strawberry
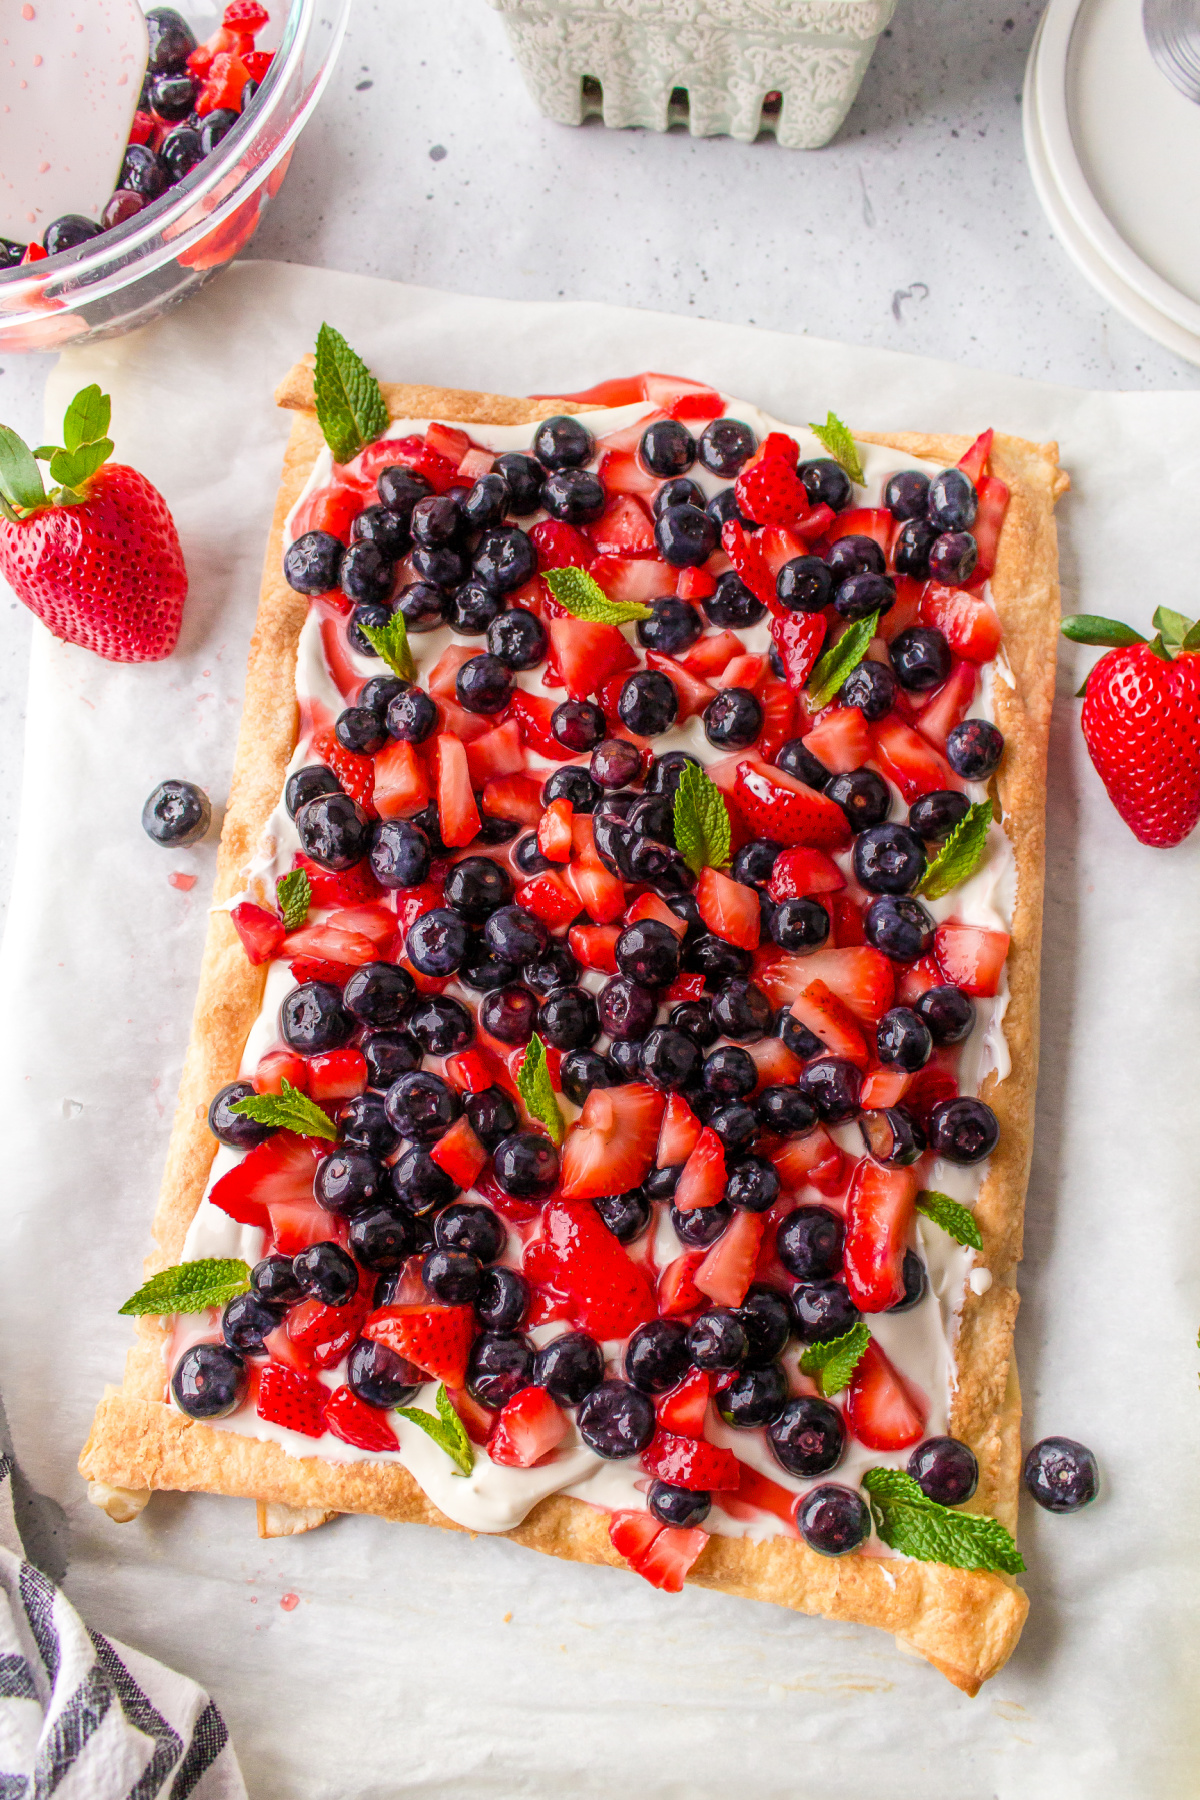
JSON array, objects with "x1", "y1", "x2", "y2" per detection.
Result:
[
  {"x1": 1063, "y1": 610, "x2": 1200, "y2": 847},
  {"x1": 0, "y1": 384, "x2": 186, "y2": 662}
]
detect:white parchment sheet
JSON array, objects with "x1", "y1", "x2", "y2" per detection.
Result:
[{"x1": 0, "y1": 262, "x2": 1197, "y2": 1799}]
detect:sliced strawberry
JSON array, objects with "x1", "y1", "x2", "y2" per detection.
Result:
[
  {"x1": 488, "y1": 1385, "x2": 569, "y2": 1467},
  {"x1": 428, "y1": 643, "x2": 477, "y2": 702},
  {"x1": 871, "y1": 715, "x2": 963, "y2": 801},
  {"x1": 363, "y1": 1303, "x2": 476, "y2": 1387},
  {"x1": 764, "y1": 1126, "x2": 844, "y2": 1196},
  {"x1": 971, "y1": 474, "x2": 1009, "y2": 581},
  {"x1": 714, "y1": 652, "x2": 766, "y2": 693},
  {"x1": 769, "y1": 612, "x2": 827, "y2": 696},
  {"x1": 482, "y1": 772, "x2": 546, "y2": 825},
  {"x1": 656, "y1": 1369, "x2": 710, "y2": 1437},
  {"x1": 957, "y1": 428, "x2": 994, "y2": 484},
  {"x1": 676, "y1": 565, "x2": 717, "y2": 601},
  {"x1": 257, "y1": 1362, "x2": 325, "y2": 1437},
  {"x1": 589, "y1": 555, "x2": 675, "y2": 605},
  {"x1": 642, "y1": 1428, "x2": 740, "y2": 1492},
  {"x1": 679, "y1": 631, "x2": 743, "y2": 677},
  {"x1": 393, "y1": 881, "x2": 445, "y2": 939},
  {"x1": 325, "y1": 1384, "x2": 399, "y2": 1452},
  {"x1": 826, "y1": 507, "x2": 891, "y2": 555},
  {"x1": 876, "y1": 575, "x2": 924, "y2": 644},
  {"x1": 720, "y1": 520, "x2": 775, "y2": 610},
  {"x1": 723, "y1": 1465, "x2": 801, "y2": 1533},
  {"x1": 828, "y1": 894, "x2": 867, "y2": 948},
  {"x1": 756, "y1": 523, "x2": 807, "y2": 577},
  {"x1": 436, "y1": 698, "x2": 493, "y2": 744},
  {"x1": 425, "y1": 420, "x2": 471, "y2": 463},
  {"x1": 568, "y1": 922, "x2": 621, "y2": 973},
  {"x1": 785, "y1": 946, "x2": 895, "y2": 1027},
  {"x1": 641, "y1": 372, "x2": 724, "y2": 420},
  {"x1": 767, "y1": 846, "x2": 844, "y2": 901},
  {"x1": 547, "y1": 614, "x2": 638, "y2": 700},
  {"x1": 658, "y1": 1250, "x2": 707, "y2": 1317},
  {"x1": 843, "y1": 1160, "x2": 917, "y2": 1311},
  {"x1": 446, "y1": 1385, "x2": 496, "y2": 1446},
  {"x1": 286, "y1": 1292, "x2": 370, "y2": 1369},
  {"x1": 934, "y1": 921, "x2": 1009, "y2": 997},
  {"x1": 262, "y1": 1323, "x2": 311, "y2": 1373},
  {"x1": 625, "y1": 892, "x2": 688, "y2": 939},
  {"x1": 282, "y1": 924, "x2": 377, "y2": 966},
  {"x1": 802, "y1": 707, "x2": 871, "y2": 772},
  {"x1": 904, "y1": 1066, "x2": 959, "y2": 1130},
  {"x1": 656, "y1": 1093, "x2": 703, "y2": 1167},
  {"x1": 568, "y1": 856, "x2": 626, "y2": 924},
  {"x1": 528, "y1": 518, "x2": 593, "y2": 573},
  {"x1": 694, "y1": 1208, "x2": 764, "y2": 1306},
  {"x1": 293, "y1": 853, "x2": 381, "y2": 908},
  {"x1": 695, "y1": 866, "x2": 760, "y2": 950},
  {"x1": 524, "y1": 1192, "x2": 657, "y2": 1338},
  {"x1": 464, "y1": 718, "x2": 526, "y2": 788},
  {"x1": 753, "y1": 678, "x2": 795, "y2": 762},
  {"x1": 736, "y1": 455, "x2": 809, "y2": 529},
  {"x1": 538, "y1": 797, "x2": 575, "y2": 862},
  {"x1": 372, "y1": 738, "x2": 431, "y2": 819},
  {"x1": 859, "y1": 1065, "x2": 912, "y2": 1108},
  {"x1": 915, "y1": 661, "x2": 977, "y2": 752},
  {"x1": 210, "y1": 1132, "x2": 322, "y2": 1229},
  {"x1": 597, "y1": 448, "x2": 659, "y2": 499},
  {"x1": 267, "y1": 1198, "x2": 335, "y2": 1256},
  {"x1": 559, "y1": 1083, "x2": 665, "y2": 1202},
  {"x1": 516, "y1": 870, "x2": 583, "y2": 928},
  {"x1": 230, "y1": 901, "x2": 284, "y2": 966},
  {"x1": 609, "y1": 1508, "x2": 663, "y2": 1562},
  {"x1": 631, "y1": 1525, "x2": 708, "y2": 1592},
  {"x1": 433, "y1": 734, "x2": 482, "y2": 848},
  {"x1": 920, "y1": 583, "x2": 1002, "y2": 664},
  {"x1": 313, "y1": 727, "x2": 376, "y2": 817},
  {"x1": 791, "y1": 981, "x2": 869, "y2": 1068},
  {"x1": 326, "y1": 902, "x2": 395, "y2": 945},
  {"x1": 307, "y1": 1048, "x2": 368, "y2": 1101},
  {"x1": 444, "y1": 1050, "x2": 493, "y2": 1094},
  {"x1": 430, "y1": 1116, "x2": 488, "y2": 1188},
  {"x1": 844, "y1": 1337, "x2": 927, "y2": 1451},
  {"x1": 253, "y1": 1049, "x2": 308, "y2": 1094},
  {"x1": 896, "y1": 953, "x2": 941, "y2": 1005},
  {"x1": 673, "y1": 1126, "x2": 727, "y2": 1212},
  {"x1": 731, "y1": 757, "x2": 852, "y2": 851},
  {"x1": 644, "y1": 650, "x2": 716, "y2": 720},
  {"x1": 744, "y1": 1035, "x2": 804, "y2": 1093},
  {"x1": 591, "y1": 493, "x2": 656, "y2": 555}
]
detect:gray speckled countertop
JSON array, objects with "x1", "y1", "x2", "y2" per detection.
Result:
[{"x1": 0, "y1": 0, "x2": 1193, "y2": 916}]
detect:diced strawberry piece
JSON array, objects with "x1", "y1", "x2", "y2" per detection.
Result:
[
  {"x1": 731, "y1": 757, "x2": 852, "y2": 851},
  {"x1": 609, "y1": 1509, "x2": 664, "y2": 1562},
  {"x1": 769, "y1": 612, "x2": 827, "y2": 695},
  {"x1": 261, "y1": 1322, "x2": 311, "y2": 1373},
  {"x1": 802, "y1": 706, "x2": 871, "y2": 772},
  {"x1": 463, "y1": 718, "x2": 526, "y2": 788},
  {"x1": 446, "y1": 1386, "x2": 496, "y2": 1445},
  {"x1": 128, "y1": 109, "x2": 156, "y2": 146},
  {"x1": 282, "y1": 925, "x2": 377, "y2": 966},
  {"x1": 860, "y1": 1066, "x2": 912, "y2": 1108},
  {"x1": 360, "y1": 434, "x2": 458, "y2": 494},
  {"x1": 904, "y1": 1067, "x2": 959, "y2": 1130},
  {"x1": 196, "y1": 50, "x2": 252, "y2": 115},
  {"x1": 713, "y1": 652, "x2": 766, "y2": 693},
  {"x1": 720, "y1": 520, "x2": 775, "y2": 610},
  {"x1": 482, "y1": 772, "x2": 545, "y2": 826},
  {"x1": 694, "y1": 1208, "x2": 764, "y2": 1306},
  {"x1": 324, "y1": 1384, "x2": 399, "y2": 1452},
  {"x1": 286, "y1": 1292, "x2": 370, "y2": 1369},
  {"x1": 456, "y1": 446, "x2": 494, "y2": 481},
  {"x1": 844, "y1": 1337, "x2": 927, "y2": 1451},
  {"x1": 257, "y1": 1363, "x2": 325, "y2": 1437},
  {"x1": 673, "y1": 1126, "x2": 727, "y2": 1212},
  {"x1": 231, "y1": 901, "x2": 284, "y2": 965},
  {"x1": 559, "y1": 1083, "x2": 665, "y2": 1204},
  {"x1": 696, "y1": 866, "x2": 760, "y2": 950},
  {"x1": 529, "y1": 518, "x2": 593, "y2": 574},
  {"x1": 791, "y1": 981, "x2": 869, "y2": 1069},
  {"x1": 293, "y1": 853, "x2": 382, "y2": 908},
  {"x1": 363, "y1": 1303, "x2": 476, "y2": 1387},
  {"x1": 641, "y1": 372, "x2": 724, "y2": 420},
  {"x1": 631, "y1": 1525, "x2": 708, "y2": 1592},
  {"x1": 871, "y1": 716, "x2": 964, "y2": 801},
  {"x1": 934, "y1": 921, "x2": 1009, "y2": 997},
  {"x1": 794, "y1": 502, "x2": 836, "y2": 543},
  {"x1": 548, "y1": 615, "x2": 638, "y2": 699},
  {"x1": 268, "y1": 1197, "x2": 335, "y2": 1256},
  {"x1": 425, "y1": 421, "x2": 471, "y2": 463},
  {"x1": 538, "y1": 797, "x2": 575, "y2": 862},
  {"x1": 430, "y1": 1116, "x2": 489, "y2": 1189},
  {"x1": 312, "y1": 727, "x2": 376, "y2": 816},
  {"x1": 781, "y1": 945, "x2": 895, "y2": 1027},
  {"x1": 843, "y1": 1161, "x2": 917, "y2": 1311},
  {"x1": 725, "y1": 1465, "x2": 801, "y2": 1533},
  {"x1": 428, "y1": 644, "x2": 475, "y2": 702},
  {"x1": 743, "y1": 1035, "x2": 804, "y2": 1092},
  {"x1": 656, "y1": 1093, "x2": 703, "y2": 1167},
  {"x1": 828, "y1": 894, "x2": 866, "y2": 947},
  {"x1": 676, "y1": 565, "x2": 717, "y2": 601},
  {"x1": 756, "y1": 524, "x2": 806, "y2": 577},
  {"x1": 767, "y1": 847, "x2": 844, "y2": 901},
  {"x1": 436, "y1": 698, "x2": 492, "y2": 745},
  {"x1": 254, "y1": 1049, "x2": 308, "y2": 1095},
  {"x1": 625, "y1": 892, "x2": 687, "y2": 939},
  {"x1": 656, "y1": 1369, "x2": 710, "y2": 1437},
  {"x1": 307, "y1": 1048, "x2": 368, "y2": 1101},
  {"x1": 488, "y1": 1385, "x2": 569, "y2": 1467},
  {"x1": 916, "y1": 661, "x2": 977, "y2": 751},
  {"x1": 589, "y1": 555, "x2": 675, "y2": 605},
  {"x1": 507, "y1": 691, "x2": 574, "y2": 762},
  {"x1": 433, "y1": 734, "x2": 481, "y2": 849},
  {"x1": 766, "y1": 1127, "x2": 844, "y2": 1196},
  {"x1": 957, "y1": 428, "x2": 994, "y2": 484},
  {"x1": 591, "y1": 494, "x2": 656, "y2": 555},
  {"x1": 920, "y1": 583, "x2": 1002, "y2": 664},
  {"x1": 292, "y1": 480, "x2": 365, "y2": 545},
  {"x1": 210, "y1": 1133, "x2": 322, "y2": 1229},
  {"x1": 971, "y1": 474, "x2": 1009, "y2": 580},
  {"x1": 826, "y1": 507, "x2": 891, "y2": 555},
  {"x1": 753, "y1": 678, "x2": 795, "y2": 762},
  {"x1": 642, "y1": 1428, "x2": 741, "y2": 1492},
  {"x1": 223, "y1": 0, "x2": 268, "y2": 30},
  {"x1": 444, "y1": 1050, "x2": 493, "y2": 1095},
  {"x1": 679, "y1": 631, "x2": 743, "y2": 676},
  {"x1": 525, "y1": 1191, "x2": 657, "y2": 1338},
  {"x1": 597, "y1": 448, "x2": 659, "y2": 499},
  {"x1": 516, "y1": 870, "x2": 583, "y2": 928},
  {"x1": 735, "y1": 455, "x2": 809, "y2": 529},
  {"x1": 565, "y1": 922, "x2": 619, "y2": 974},
  {"x1": 323, "y1": 903, "x2": 392, "y2": 947},
  {"x1": 896, "y1": 953, "x2": 941, "y2": 1005},
  {"x1": 392, "y1": 882, "x2": 444, "y2": 941},
  {"x1": 662, "y1": 971, "x2": 705, "y2": 1003},
  {"x1": 658, "y1": 1251, "x2": 707, "y2": 1317},
  {"x1": 644, "y1": 651, "x2": 716, "y2": 720}
]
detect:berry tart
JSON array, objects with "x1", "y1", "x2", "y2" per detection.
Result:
[{"x1": 80, "y1": 341, "x2": 1068, "y2": 1693}]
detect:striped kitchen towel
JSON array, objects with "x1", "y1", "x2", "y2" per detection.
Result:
[{"x1": 0, "y1": 1455, "x2": 245, "y2": 1798}]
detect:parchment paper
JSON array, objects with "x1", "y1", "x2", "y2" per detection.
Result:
[{"x1": 0, "y1": 260, "x2": 1197, "y2": 1799}]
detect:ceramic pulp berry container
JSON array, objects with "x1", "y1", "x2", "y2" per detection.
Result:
[
  {"x1": 487, "y1": 0, "x2": 896, "y2": 149},
  {"x1": 0, "y1": 0, "x2": 349, "y2": 354}
]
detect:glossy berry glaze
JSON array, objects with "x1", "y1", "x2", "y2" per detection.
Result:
[{"x1": 173, "y1": 380, "x2": 1020, "y2": 1582}]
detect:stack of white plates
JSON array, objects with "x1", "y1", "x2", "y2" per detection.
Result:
[{"x1": 1025, "y1": 0, "x2": 1200, "y2": 365}]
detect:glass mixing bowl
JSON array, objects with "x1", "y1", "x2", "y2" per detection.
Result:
[{"x1": 0, "y1": 0, "x2": 349, "y2": 353}]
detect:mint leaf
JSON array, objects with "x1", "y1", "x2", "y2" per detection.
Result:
[
  {"x1": 862, "y1": 1467, "x2": 1024, "y2": 1574},
  {"x1": 313, "y1": 323, "x2": 389, "y2": 465},
  {"x1": 0, "y1": 425, "x2": 46, "y2": 519},
  {"x1": 808, "y1": 412, "x2": 865, "y2": 487},
  {"x1": 276, "y1": 869, "x2": 311, "y2": 932},
  {"x1": 916, "y1": 1189, "x2": 983, "y2": 1251},
  {"x1": 515, "y1": 1033, "x2": 565, "y2": 1145},
  {"x1": 798, "y1": 1321, "x2": 869, "y2": 1396},
  {"x1": 396, "y1": 1382, "x2": 474, "y2": 1476},
  {"x1": 917, "y1": 799, "x2": 995, "y2": 900},
  {"x1": 544, "y1": 565, "x2": 652, "y2": 625},
  {"x1": 1153, "y1": 606, "x2": 1194, "y2": 648},
  {"x1": 229, "y1": 1078, "x2": 337, "y2": 1141},
  {"x1": 62, "y1": 383, "x2": 111, "y2": 452},
  {"x1": 673, "y1": 761, "x2": 731, "y2": 876},
  {"x1": 359, "y1": 609, "x2": 416, "y2": 682},
  {"x1": 120, "y1": 1258, "x2": 250, "y2": 1316},
  {"x1": 806, "y1": 612, "x2": 880, "y2": 710},
  {"x1": 1060, "y1": 614, "x2": 1145, "y2": 648}
]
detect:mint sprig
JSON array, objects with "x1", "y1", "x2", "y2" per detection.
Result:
[
  {"x1": 808, "y1": 412, "x2": 865, "y2": 487},
  {"x1": 276, "y1": 869, "x2": 311, "y2": 932},
  {"x1": 862, "y1": 1467, "x2": 1024, "y2": 1574},
  {"x1": 798, "y1": 1321, "x2": 870, "y2": 1396},
  {"x1": 395, "y1": 1382, "x2": 474, "y2": 1477},
  {"x1": 673, "y1": 762, "x2": 731, "y2": 876},
  {"x1": 916, "y1": 1189, "x2": 983, "y2": 1251},
  {"x1": 119, "y1": 1258, "x2": 250, "y2": 1317},
  {"x1": 313, "y1": 323, "x2": 389, "y2": 465},
  {"x1": 917, "y1": 799, "x2": 995, "y2": 900},
  {"x1": 806, "y1": 612, "x2": 880, "y2": 710},
  {"x1": 544, "y1": 565, "x2": 652, "y2": 625},
  {"x1": 229, "y1": 1078, "x2": 337, "y2": 1141},
  {"x1": 358, "y1": 608, "x2": 416, "y2": 682},
  {"x1": 515, "y1": 1033, "x2": 565, "y2": 1145}
]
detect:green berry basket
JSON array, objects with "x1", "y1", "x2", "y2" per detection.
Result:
[{"x1": 486, "y1": 0, "x2": 896, "y2": 150}]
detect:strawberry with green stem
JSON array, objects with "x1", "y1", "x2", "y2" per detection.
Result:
[{"x1": 0, "y1": 384, "x2": 187, "y2": 662}]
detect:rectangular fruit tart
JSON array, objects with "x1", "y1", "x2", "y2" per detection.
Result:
[{"x1": 79, "y1": 338, "x2": 1068, "y2": 1694}]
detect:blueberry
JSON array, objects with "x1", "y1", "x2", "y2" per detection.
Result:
[
  {"x1": 946, "y1": 719, "x2": 1004, "y2": 780},
  {"x1": 776, "y1": 555, "x2": 832, "y2": 613},
  {"x1": 916, "y1": 984, "x2": 974, "y2": 1044},
  {"x1": 799, "y1": 458, "x2": 853, "y2": 511},
  {"x1": 480, "y1": 984, "x2": 538, "y2": 1045},
  {"x1": 406, "y1": 995, "x2": 474, "y2": 1055},
  {"x1": 827, "y1": 770, "x2": 894, "y2": 835},
  {"x1": 732, "y1": 839, "x2": 781, "y2": 887},
  {"x1": 351, "y1": 504, "x2": 410, "y2": 562},
  {"x1": 484, "y1": 904, "x2": 548, "y2": 966},
  {"x1": 876, "y1": 1007, "x2": 933, "y2": 1070},
  {"x1": 577, "y1": 1379, "x2": 657, "y2": 1458},
  {"x1": 369, "y1": 818, "x2": 432, "y2": 890},
  {"x1": 446, "y1": 856, "x2": 513, "y2": 921},
  {"x1": 432, "y1": 1203, "x2": 504, "y2": 1265},
  {"x1": 640, "y1": 1028, "x2": 700, "y2": 1092},
  {"x1": 858, "y1": 1105, "x2": 925, "y2": 1167},
  {"x1": 797, "y1": 1484, "x2": 870, "y2": 1556},
  {"x1": 315, "y1": 1147, "x2": 384, "y2": 1217},
  {"x1": 159, "y1": 119, "x2": 204, "y2": 175},
  {"x1": 698, "y1": 417, "x2": 756, "y2": 476},
  {"x1": 559, "y1": 1048, "x2": 617, "y2": 1107},
  {"x1": 284, "y1": 764, "x2": 340, "y2": 818},
  {"x1": 775, "y1": 739, "x2": 832, "y2": 792},
  {"x1": 738, "y1": 1284, "x2": 795, "y2": 1365},
  {"x1": 377, "y1": 466, "x2": 434, "y2": 518},
  {"x1": 492, "y1": 453, "x2": 544, "y2": 515},
  {"x1": 928, "y1": 467, "x2": 977, "y2": 531},
  {"x1": 862, "y1": 896, "x2": 932, "y2": 964},
  {"x1": 464, "y1": 1086, "x2": 520, "y2": 1151},
  {"x1": 907, "y1": 1435, "x2": 979, "y2": 1506},
  {"x1": 769, "y1": 1398, "x2": 846, "y2": 1477},
  {"x1": 145, "y1": 7, "x2": 197, "y2": 72},
  {"x1": 618, "y1": 670, "x2": 678, "y2": 737},
  {"x1": 612, "y1": 919, "x2": 678, "y2": 989},
  {"x1": 532, "y1": 1331, "x2": 605, "y2": 1405},
  {"x1": 337, "y1": 539, "x2": 393, "y2": 607},
  {"x1": 447, "y1": 580, "x2": 504, "y2": 634},
  {"x1": 0, "y1": 238, "x2": 29, "y2": 269},
  {"x1": 834, "y1": 571, "x2": 895, "y2": 621},
  {"x1": 640, "y1": 418, "x2": 696, "y2": 475},
  {"x1": 119, "y1": 142, "x2": 169, "y2": 199},
  {"x1": 797, "y1": 1056, "x2": 862, "y2": 1123},
  {"x1": 608, "y1": 1039, "x2": 644, "y2": 1079},
  {"x1": 493, "y1": 1131, "x2": 559, "y2": 1199},
  {"x1": 627, "y1": 794, "x2": 674, "y2": 843},
  {"x1": 335, "y1": 705, "x2": 386, "y2": 756},
  {"x1": 892, "y1": 517, "x2": 940, "y2": 579},
  {"x1": 928, "y1": 531, "x2": 978, "y2": 586},
  {"x1": 410, "y1": 493, "x2": 463, "y2": 548},
  {"x1": 671, "y1": 1199, "x2": 730, "y2": 1245},
  {"x1": 462, "y1": 473, "x2": 510, "y2": 531},
  {"x1": 793, "y1": 1279, "x2": 860, "y2": 1345},
  {"x1": 362, "y1": 1031, "x2": 421, "y2": 1089},
  {"x1": 251, "y1": 1254, "x2": 303, "y2": 1307},
  {"x1": 888, "y1": 1247, "x2": 928, "y2": 1313},
  {"x1": 827, "y1": 534, "x2": 885, "y2": 581},
  {"x1": 685, "y1": 1307, "x2": 746, "y2": 1373},
  {"x1": 591, "y1": 739, "x2": 644, "y2": 790},
  {"x1": 536, "y1": 985, "x2": 600, "y2": 1052},
  {"x1": 908, "y1": 789, "x2": 971, "y2": 841},
  {"x1": 643, "y1": 1163, "x2": 682, "y2": 1201},
  {"x1": 386, "y1": 686, "x2": 438, "y2": 743},
  {"x1": 705, "y1": 571, "x2": 766, "y2": 629},
  {"x1": 840, "y1": 658, "x2": 898, "y2": 720},
  {"x1": 703, "y1": 687, "x2": 763, "y2": 749},
  {"x1": 653, "y1": 477, "x2": 706, "y2": 516},
  {"x1": 221, "y1": 1291, "x2": 281, "y2": 1356},
  {"x1": 648, "y1": 1481, "x2": 711, "y2": 1528},
  {"x1": 1022, "y1": 1436, "x2": 1099, "y2": 1512},
  {"x1": 474, "y1": 527, "x2": 537, "y2": 594},
  {"x1": 685, "y1": 933, "x2": 752, "y2": 988},
  {"x1": 636, "y1": 595, "x2": 703, "y2": 656},
  {"x1": 770, "y1": 896, "x2": 830, "y2": 954},
  {"x1": 359, "y1": 675, "x2": 408, "y2": 722},
  {"x1": 199, "y1": 109, "x2": 240, "y2": 154},
  {"x1": 348, "y1": 1205, "x2": 413, "y2": 1272},
  {"x1": 395, "y1": 582, "x2": 447, "y2": 632},
  {"x1": 524, "y1": 942, "x2": 580, "y2": 996},
  {"x1": 890, "y1": 626, "x2": 952, "y2": 691},
  {"x1": 542, "y1": 468, "x2": 605, "y2": 524},
  {"x1": 655, "y1": 504, "x2": 718, "y2": 568},
  {"x1": 777, "y1": 1206, "x2": 845, "y2": 1280},
  {"x1": 467, "y1": 1333, "x2": 533, "y2": 1409},
  {"x1": 551, "y1": 699, "x2": 606, "y2": 752},
  {"x1": 411, "y1": 544, "x2": 465, "y2": 588},
  {"x1": 625, "y1": 1318, "x2": 691, "y2": 1393},
  {"x1": 534, "y1": 414, "x2": 594, "y2": 469},
  {"x1": 384, "y1": 1070, "x2": 460, "y2": 1144},
  {"x1": 755, "y1": 1085, "x2": 817, "y2": 1136},
  {"x1": 711, "y1": 980, "x2": 771, "y2": 1043},
  {"x1": 716, "y1": 1362, "x2": 789, "y2": 1427},
  {"x1": 597, "y1": 976, "x2": 658, "y2": 1041},
  {"x1": 348, "y1": 1337, "x2": 421, "y2": 1407},
  {"x1": 342, "y1": 962, "x2": 414, "y2": 1032},
  {"x1": 294, "y1": 1241, "x2": 358, "y2": 1306},
  {"x1": 542, "y1": 765, "x2": 601, "y2": 815},
  {"x1": 884, "y1": 469, "x2": 930, "y2": 521},
  {"x1": 456, "y1": 654, "x2": 512, "y2": 716},
  {"x1": 643, "y1": 750, "x2": 702, "y2": 798},
  {"x1": 853, "y1": 823, "x2": 926, "y2": 895},
  {"x1": 475, "y1": 1267, "x2": 529, "y2": 1332},
  {"x1": 280, "y1": 981, "x2": 353, "y2": 1054},
  {"x1": 405, "y1": 908, "x2": 467, "y2": 978},
  {"x1": 423, "y1": 1247, "x2": 483, "y2": 1304},
  {"x1": 295, "y1": 792, "x2": 372, "y2": 870},
  {"x1": 776, "y1": 1006, "x2": 823, "y2": 1061},
  {"x1": 171, "y1": 1344, "x2": 246, "y2": 1419},
  {"x1": 929, "y1": 1097, "x2": 1000, "y2": 1163},
  {"x1": 142, "y1": 779, "x2": 211, "y2": 846},
  {"x1": 705, "y1": 487, "x2": 745, "y2": 533},
  {"x1": 702, "y1": 1045, "x2": 756, "y2": 1102},
  {"x1": 513, "y1": 832, "x2": 552, "y2": 877},
  {"x1": 724, "y1": 1155, "x2": 779, "y2": 1212}
]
